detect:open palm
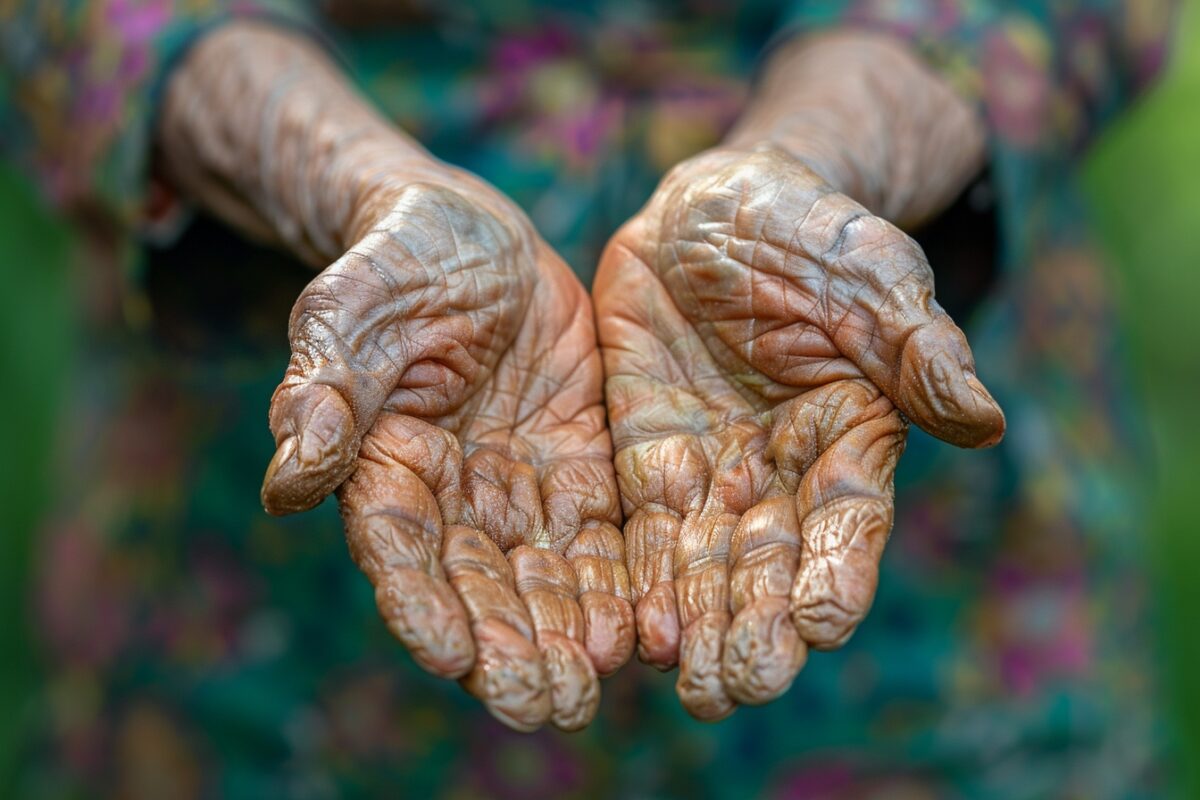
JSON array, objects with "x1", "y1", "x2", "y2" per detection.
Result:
[
  {"x1": 595, "y1": 147, "x2": 1004, "y2": 720},
  {"x1": 260, "y1": 168, "x2": 633, "y2": 731}
]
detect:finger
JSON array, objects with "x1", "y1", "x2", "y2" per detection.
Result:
[
  {"x1": 462, "y1": 447, "x2": 547, "y2": 554},
  {"x1": 826, "y1": 214, "x2": 1004, "y2": 449},
  {"x1": 566, "y1": 522, "x2": 635, "y2": 677},
  {"x1": 734, "y1": 381, "x2": 888, "y2": 684},
  {"x1": 453, "y1": 442, "x2": 603, "y2": 730},
  {"x1": 634, "y1": 149, "x2": 1002, "y2": 448},
  {"x1": 597, "y1": 240, "x2": 743, "y2": 677},
  {"x1": 721, "y1": 495, "x2": 807, "y2": 705},
  {"x1": 264, "y1": 380, "x2": 358, "y2": 515},
  {"x1": 779, "y1": 380, "x2": 907, "y2": 649},
  {"x1": 336, "y1": 420, "x2": 473, "y2": 678},
  {"x1": 615, "y1": 432, "x2": 712, "y2": 670},
  {"x1": 262, "y1": 246, "x2": 416, "y2": 514},
  {"x1": 509, "y1": 545, "x2": 599, "y2": 731},
  {"x1": 624, "y1": 508, "x2": 683, "y2": 669},
  {"x1": 674, "y1": 511, "x2": 739, "y2": 721},
  {"x1": 443, "y1": 526, "x2": 552, "y2": 732},
  {"x1": 539, "y1": 451, "x2": 631, "y2": 678}
]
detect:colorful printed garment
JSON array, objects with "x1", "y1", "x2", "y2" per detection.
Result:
[{"x1": 0, "y1": 0, "x2": 1177, "y2": 797}]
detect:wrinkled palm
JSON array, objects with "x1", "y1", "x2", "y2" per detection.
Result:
[
  {"x1": 260, "y1": 171, "x2": 633, "y2": 732},
  {"x1": 595, "y1": 147, "x2": 1004, "y2": 720}
]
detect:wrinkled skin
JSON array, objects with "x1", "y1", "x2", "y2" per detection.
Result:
[
  {"x1": 259, "y1": 170, "x2": 634, "y2": 732},
  {"x1": 595, "y1": 146, "x2": 1005, "y2": 720}
]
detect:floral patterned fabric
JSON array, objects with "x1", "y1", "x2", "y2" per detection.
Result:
[{"x1": 1, "y1": 1, "x2": 1177, "y2": 797}]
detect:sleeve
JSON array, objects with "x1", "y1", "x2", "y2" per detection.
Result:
[
  {"x1": 0, "y1": 0, "x2": 316, "y2": 229},
  {"x1": 775, "y1": 0, "x2": 1179, "y2": 156}
]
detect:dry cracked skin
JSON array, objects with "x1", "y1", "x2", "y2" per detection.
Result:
[
  {"x1": 159, "y1": 22, "x2": 635, "y2": 734},
  {"x1": 594, "y1": 146, "x2": 1005, "y2": 721},
  {"x1": 163, "y1": 22, "x2": 1001, "y2": 733},
  {"x1": 259, "y1": 175, "x2": 633, "y2": 732}
]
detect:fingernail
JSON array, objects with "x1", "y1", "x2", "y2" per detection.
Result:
[
  {"x1": 965, "y1": 372, "x2": 1006, "y2": 448},
  {"x1": 261, "y1": 429, "x2": 340, "y2": 515},
  {"x1": 260, "y1": 435, "x2": 299, "y2": 515},
  {"x1": 261, "y1": 421, "x2": 356, "y2": 515}
]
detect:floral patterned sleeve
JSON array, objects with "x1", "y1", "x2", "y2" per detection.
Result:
[
  {"x1": 0, "y1": 0, "x2": 314, "y2": 228},
  {"x1": 779, "y1": 0, "x2": 1177, "y2": 157}
]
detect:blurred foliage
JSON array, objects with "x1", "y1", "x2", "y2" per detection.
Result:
[
  {"x1": 1082, "y1": 2, "x2": 1200, "y2": 796},
  {"x1": 0, "y1": 164, "x2": 73, "y2": 792},
  {"x1": 0, "y1": 8, "x2": 1198, "y2": 794}
]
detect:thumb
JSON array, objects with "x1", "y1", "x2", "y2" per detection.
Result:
[
  {"x1": 261, "y1": 250, "x2": 405, "y2": 515},
  {"x1": 262, "y1": 379, "x2": 360, "y2": 515},
  {"x1": 827, "y1": 215, "x2": 1005, "y2": 449},
  {"x1": 891, "y1": 307, "x2": 1005, "y2": 449}
]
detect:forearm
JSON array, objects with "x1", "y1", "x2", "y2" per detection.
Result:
[
  {"x1": 726, "y1": 30, "x2": 987, "y2": 228},
  {"x1": 157, "y1": 21, "x2": 443, "y2": 266}
]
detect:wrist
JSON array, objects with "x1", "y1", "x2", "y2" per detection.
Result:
[
  {"x1": 159, "y1": 21, "x2": 438, "y2": 265},
  {"x1": 726, "y1": 31, "x2": 986, "y2": 227},
  {"x1": 328, "y1": 133, "x2": 457, "y2": 248},
  {"x1": 724, "y1": 110, "x2": 882, "y2": 207}
]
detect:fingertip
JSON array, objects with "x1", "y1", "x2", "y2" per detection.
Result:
[
  {"x1": 898, "y1": 323, "x2": 1006, "y2": 450},
  {"x1": 677, "y1": 612, "x2": 735, "y2": 722},
  {"x1": 722, "y1": 598, "x2": 806, "y2": 705},
  {"x1": 580, "y1": 592, "x2": 635, "y2": 676},
  {"x1": 791, "y1": 491, "x2": 894, "y2": 651},
  {"x1": 790, "y1": 589, "x2": 867, "y2": 651},
  {"x1": 376, "y1": 570, "x2": 475, "y2": 679},
  {"x1": 389, "y1": 617, "x2": 474, "y2": 679},
  {"x1": 261, "y1": 435, "x2": 303, "y2": 515},
  {"x1": 635, "y1": 583, "x2": 680, "y2": 670},
  {"x1": 461, "y1": 618, "x2": 551, "y2": 733},
  {"x1": 964, "y1": 372, "x2": 1006, "y2": 448},
  {"x1": 540, "y1": 634, "x2": 600, "y2": 732},
  {"x1": 262, "y1": 383, "x2": 358, "y2": 514},
  {"x1": 261, "y1": 437, "x2": 353, "y2": 514}
]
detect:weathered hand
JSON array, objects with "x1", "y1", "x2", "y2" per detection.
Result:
[
  {"x1": 259, "y1": 167, "x2": 633, "y2": 731},
  {"x1": 594, "y1": 147, "x2": 1004, "y2": 720},
  {"x1": 157, "y1": 21, "x2": 632, "y2": 733}
]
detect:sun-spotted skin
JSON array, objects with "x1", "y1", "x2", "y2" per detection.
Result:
[{"x1": 595, "y1": 147, "x2": 1004, "y2": 720}]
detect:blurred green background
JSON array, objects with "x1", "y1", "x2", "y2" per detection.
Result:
[
  {"x1": 1081, "y1": 2, "x2": 1200, "y2": 794},
  {"x1": 1, "y1": 5, "x2": 1198, "y2": 796}
]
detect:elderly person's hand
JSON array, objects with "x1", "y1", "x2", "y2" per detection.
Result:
[
  {"x1": 160, "y1": 22, "x2": 633, "y2": 732},
  {"x1": 594, "y1": 31, "x2": 1005, "y2": 720}
]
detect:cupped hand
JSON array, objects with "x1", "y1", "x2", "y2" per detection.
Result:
[
  {"x1": 594, "y1": 146, "x2": 1004, "y2": 720},
  {"x1": 260, "y1": 166, "x2": 634, "y2": 731}
]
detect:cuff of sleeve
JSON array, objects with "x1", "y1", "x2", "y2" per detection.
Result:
[{"x1": 92, "y1": 1, "x2": 322, "y2": 233}]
